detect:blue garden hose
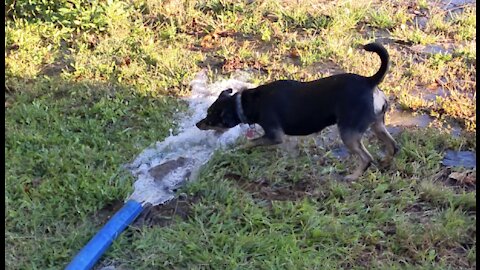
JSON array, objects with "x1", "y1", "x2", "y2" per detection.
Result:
[{"x1": 65, "y1": 200, "x2": 144, "y2": 270}]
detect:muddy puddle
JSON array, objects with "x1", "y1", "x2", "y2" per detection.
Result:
[
  {"x1": 386, "y1": 110, "x2": 434, "y2": 128},
  {"x1": 442, "y1": 0, "x2": 476, "y2": 10},
  {"x1": 442, "y1": 150, "x2": 476, "y2": 168},
  {"x1": 410, "y1": 44, "x2": 453, "y2": 55},
  {"x1": 386, "y1": 108, "x2": 466, "y2": 138},
  {"x1": 411, "y1": 86, "x2": 451, "y2": 102}
]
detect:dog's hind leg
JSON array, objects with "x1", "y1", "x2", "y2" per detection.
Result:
[
  {"x1": 340, "y1": 130, "x2": 373, "y2": 181},
  {"x1": 371, "y1": 118, "x2": 399, "y2": 167}
]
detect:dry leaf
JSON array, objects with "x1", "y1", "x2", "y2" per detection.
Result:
[
  {"x1": 201, "y1": 33, "x2": 220, "y2": 49},
  {"x1": 449, "y1": 171, "x2": 476, "y2": 185},
  {"x1": 289, "y1": 48, "x2": 300, "y2": 58},
  {"x1": 216, "y1": 29, "x2": 236, "y2": 37}
]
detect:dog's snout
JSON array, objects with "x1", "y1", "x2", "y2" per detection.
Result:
[{"x1": 196, "y1": 119, "x2": 207, "y2": 130}]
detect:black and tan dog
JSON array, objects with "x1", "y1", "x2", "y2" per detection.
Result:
[{"x1": 196, "y1": 43, "x2": 399, "y2": 180}]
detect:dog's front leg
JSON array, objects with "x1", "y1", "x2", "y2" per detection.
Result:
[
  {"x1": 247, "y1": 136, "x2": 281, "y2": 148},
  {"x1": 245, "y1": 128, "x2": 284, "y2": 148}
]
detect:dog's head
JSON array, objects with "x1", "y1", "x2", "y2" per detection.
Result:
[{"x1": 196, "y1": 88, "x2": 240, "y2": 132}]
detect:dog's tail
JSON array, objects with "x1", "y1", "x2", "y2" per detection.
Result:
[{"x1": 363, "y1": 42, "x2": 389, "y2": 86}]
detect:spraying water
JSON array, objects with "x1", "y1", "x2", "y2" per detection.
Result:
[{"x1": 126, "y1": 70, "x2": 255, "y2": 206}]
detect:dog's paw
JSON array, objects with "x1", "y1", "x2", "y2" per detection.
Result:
[
  {"x1": 235, "y1": 141, "x2": 256, "y2": 152},
  {"x1": 378, "y1": 157, "x2": 395, "y2": 170}
]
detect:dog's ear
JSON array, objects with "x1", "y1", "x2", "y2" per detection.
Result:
[
  {"x1": 220, "y1": 109, "x2": 238, "y2": 128},
  {"x1": 219, "y1": 88, "x2": 233, "y2": 98}
]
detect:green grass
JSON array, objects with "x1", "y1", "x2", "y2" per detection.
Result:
[
  {"x1": 5, "y1": 0, "x2": 476, "y2": 269},
  {"x1": 95, "y1": 128, "x2": 475, "y2": 269}
]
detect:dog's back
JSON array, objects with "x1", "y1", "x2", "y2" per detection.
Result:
[{"x1": 247, "y1": 42, "x2": 390, "y2": 135}]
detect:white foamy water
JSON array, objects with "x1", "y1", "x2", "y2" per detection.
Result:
[{"x1": 126, "y1": 70, "x2": 255, "y2": 206}]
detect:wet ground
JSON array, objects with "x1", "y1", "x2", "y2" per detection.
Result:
[
  {"x1": 132, "y1": 193, "x2": 200, "y2": 228},
  {"x1": 94, "y1": 193, "x2": 199, "y2": 228},
  {"x1": 387, "y1": 110, "x2": 433, "y2": 128}
]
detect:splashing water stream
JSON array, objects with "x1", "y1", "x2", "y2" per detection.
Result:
[{"x1": 125, "y1": 70, "x2": 255, "y2": 206}]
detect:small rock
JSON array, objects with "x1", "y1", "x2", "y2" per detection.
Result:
[
  {"x1": 413, "y1": 16, "x2": 428, "y2": 30},
  {"x1": 178, "y1": 192, "x2": 188, "y2": 200}
]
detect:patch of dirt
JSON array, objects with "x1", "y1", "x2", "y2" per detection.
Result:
[
  {"x1": 5, "y1": 43, "x2": 20, "y2": 54},
  {"x1": 22, "y1": 177, "x2": 45, "y2": 195},
  {"x1": 196, "y1": 54, "x2": 225, "y2": 71},
  {"x1": 225, "y1": 173, "x2": 320, "y2": 203},
  {"x1": 95, "y1": 199, "x2": 125, "y2": 225},
  {"x1": 40, "y1": 44, "x2": 75, "y2": 77},
  {"x1": 197, "y1": 53, "x2": 269, "y2": 74},
  {"x1": 356, "y1": 22, "x2": 393, "y2": 38},
  {"x1": 198, "y1": 30, "x2": 235, "y2": 50},
  {"x1": 191, "y1": 33, "x2": 278, "y2": 74},
  {"x1": 93, "y1": 193, "x2": 200, "y2": 229},
  {"x1": 303, "y1": 59, "x2": 345, "y2": 77},
  {"x1": 403, "y1": 202, "x2": 436, "y2": 224},
  {"x1": 221, "y1": 56, "x2": 268, "y2": 73},
  {"x1": 188, "y1": 30, "x2": 256, "y2": 52},
  {"x1": 435, "y1": 244, "x2": 475, "y2": 269},
  {"x1": 132, "y1": 194, "x2": 201, "y2": 228}
]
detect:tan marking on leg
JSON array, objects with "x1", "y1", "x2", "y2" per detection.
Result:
[
  {"x1": 341, "y1": 131, "x2": 373, "y2": 181},
  {"x1": 371, "y1": 119, "x2": 399, "y2": 167}
]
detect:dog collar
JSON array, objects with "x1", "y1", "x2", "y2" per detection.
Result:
[{"x1": 235, "y1": 93, "x2": 249, "y2": 124}]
